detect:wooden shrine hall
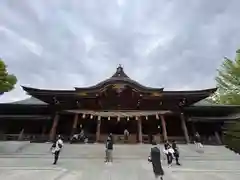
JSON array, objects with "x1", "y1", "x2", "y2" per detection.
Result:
[{"x1": 1, "y1": 65, "x2": 240, "y2": 144}]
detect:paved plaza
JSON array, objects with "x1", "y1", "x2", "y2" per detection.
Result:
[{"x1": 0, "y1": 142, "x2": 240, "y2": 179}]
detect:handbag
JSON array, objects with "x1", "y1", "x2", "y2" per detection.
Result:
[
  {"x1": 51, "y1": 147, "x2": 56, "y2": 154},
  {"x1": 148, "y1": 156, "x2": 152, "y2": 162}
]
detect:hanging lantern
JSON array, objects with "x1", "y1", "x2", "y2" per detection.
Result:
[
  {"x1": 98, "y1": 116, "x2": 101, "y2": 121},
  {"x1": 117, "y1": 116, "x2": 120, "y2": 122},
  {"x1": 82, "y1": 114, "x2": 86, "y2": 119},
  {"x1": 108, "y1": 116, "x2": 111, "y2": 121},
  {"x1": 145, "y1": 116, "x2": 148, "y2": 120},
  {"x1": 127, "y1": 117, "x2": 130, "y2": 121},
  {"x1": 90, "y1": 115, "x2": 93, "y2": 119},
  {"x1": 135, "y1": 116, "x2": 138, "y2": 120},
  {"x1": 156, "y1": 114, "x2": 159, "y2": 119}
]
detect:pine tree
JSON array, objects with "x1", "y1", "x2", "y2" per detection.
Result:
[
  {"x1": 213, "y1": 49, "x2": 240, "y2": 154},
  {"x1": 0, "y1": 58, "x2": 17, "y2": 94}
]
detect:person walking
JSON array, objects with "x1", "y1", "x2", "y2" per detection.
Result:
[
  {"x1": 51, "y1": 135, "x2": 64, "y2": 165},
  {"x1": 172, "y1": 140, "x2": 181, "y2": 165},
  {"x1": 148, "y1": 141, "x2": 164, "y2": 180}
]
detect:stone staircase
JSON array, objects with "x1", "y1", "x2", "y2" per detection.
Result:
[{"x1": 1, "y1": 143, "x2": 239, "y2": 161}]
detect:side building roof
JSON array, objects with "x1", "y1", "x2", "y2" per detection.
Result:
[
  {"x1": 192, "y1": 99, "x2": 240, "y2": 107},
  {"x1": 1, "y1": 97, "x2": 47, "y2": 105}
]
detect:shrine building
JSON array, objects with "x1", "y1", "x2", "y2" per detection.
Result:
[{"x1": 0, "y1": 65, "x2": 240, "y2": 144}]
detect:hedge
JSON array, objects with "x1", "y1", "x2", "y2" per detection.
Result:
[{"x1": 223, "y1": 120, "x2": 240, "y2": 154}]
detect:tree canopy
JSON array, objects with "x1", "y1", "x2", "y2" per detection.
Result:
[
  {"x1": 0, "y1": 58, "x2": 17, "y2": 93},
  {"x1": 212, "y1": 49, "x2": 240, "y2": 105},
  {"x1": 212, "y1": 49, "x2": 240, "y2": 154}
]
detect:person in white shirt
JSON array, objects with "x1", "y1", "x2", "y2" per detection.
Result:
[
  {"x1": 124, "y1": 129, "x2": 129, "y2": 142},
  {"x1": 163, "y1": 141, "x2": 174, "y2": 167},
  {"x1": 51, "y1": 135, "x2": 64, "y2": 165}
]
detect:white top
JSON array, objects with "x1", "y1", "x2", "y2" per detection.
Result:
[
  {"x1": 124, "y1": 129, "x2": 129, "y2": 136},
  {"x1": 163, "y1": 147, "x2": 174, "y2": 154},
  {"x1": 54, "y1": 139, "x2": 63, "y2": 152}
]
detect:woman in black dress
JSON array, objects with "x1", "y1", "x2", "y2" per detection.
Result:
[{"x1": 148, "y1": 141, "x2": 164, "y2": 180}]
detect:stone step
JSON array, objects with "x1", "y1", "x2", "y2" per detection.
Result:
[{"x1": 7, "y1": 143, "x2": 239, "y2": 160}]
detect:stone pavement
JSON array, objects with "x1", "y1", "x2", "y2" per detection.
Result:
[{"x1": 0, "y1": 143, "x2": 240, "y2": 179}]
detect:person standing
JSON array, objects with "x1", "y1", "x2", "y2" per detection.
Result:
[
  {"x1": 105, "y1": 136, "x2": 113, "y2": 164},
  {"x1": 148, "y1": 141, "x2": 164, "y2": 180},
  {"x1": 172, "y1": 140, "x2": 181, "y2": 165},
  {"x1": 109, "y1": 133, "x2": 113, "y2": 142},
  {"x1": 194, "y1": 132, "x2": 203, "y2": 151},
  {"x1": 163, "y1": 141, "x2": 173, "y2": 167},
  {"x1": 124, "y1": 128, "x2": 130, "y2": 142},
  {"x1": 149, "y1": 133, "x2": 154, "y2": 144},
  {"x1": 51, "y1": 135, "x2": 64, "y2": 165}
]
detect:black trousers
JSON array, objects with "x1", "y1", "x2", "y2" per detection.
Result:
[
  {"x1": 53, "y1": 150, "x2": 60, "y2": 164},
  {"x1": 166, "y1": 153, "x2": 173, "y2": 165},
  {"x1": 174, "y1": 153, "x2": 179, "y2": 164}
]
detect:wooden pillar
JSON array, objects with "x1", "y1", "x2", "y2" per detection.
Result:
[
  {"x1": 180, "y1": 113, "x2": 190, "y2": 144},
  {"x1": 138, "y1": 117, "x2": 143, "y2": 143},
  {"x1": 96, "y1": 117, "x2": 101, "y2": 142},
  {"x1": 160, "y1": 115, "x2": 168, "y2": 142},
  {"x1": 49, "y1": 113, "x2": 59, "y2": 141},
  {"x1": 71, "y1": 114, "x2": 79, "y2": 135}
]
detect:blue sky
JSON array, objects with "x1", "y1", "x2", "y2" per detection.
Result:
[{"x1": 0, "y1": 0, "x2": 240, "y2": 102}]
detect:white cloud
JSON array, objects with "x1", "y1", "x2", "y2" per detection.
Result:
[{"x1": 0, "y1": 0, "x2": 240, "y2": 102}]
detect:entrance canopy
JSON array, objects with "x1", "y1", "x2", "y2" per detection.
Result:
[{"x1": 65, "y1": 110, "x2": 171, "y2": 117}]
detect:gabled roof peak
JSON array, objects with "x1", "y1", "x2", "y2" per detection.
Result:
[{"x1": 111, "y1": 64, "x2": 129, "y2": 78}]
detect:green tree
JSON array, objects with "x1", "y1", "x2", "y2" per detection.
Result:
[
  {"x1": 212, "y1": 49, "x2": 240, "y2": 154},
  {"x1": 213, "y1": 49, "x2": 240, "y2": 104},
  {"x1": 0, "y1": 58, "x2": 17, "y2": 93}
]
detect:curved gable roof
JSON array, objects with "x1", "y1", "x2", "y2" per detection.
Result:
[{"x1": 75, "y1": 65, "x2": 164, "y2": 92}]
